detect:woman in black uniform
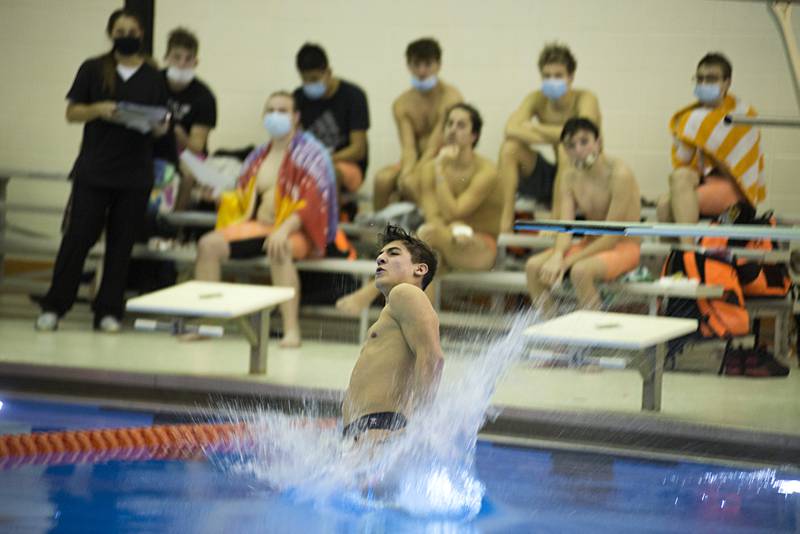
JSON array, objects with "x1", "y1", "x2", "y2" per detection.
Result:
[{"x1": 36, "y1": 9, "x2": 169, "y2": 332}]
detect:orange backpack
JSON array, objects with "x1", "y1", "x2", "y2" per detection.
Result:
[
  {"x1": 701, "y1": 204, "x2": 792, "y2": 298},
  {"x1": 662, "y1": 250, "x2": 750, "y2": 339}
]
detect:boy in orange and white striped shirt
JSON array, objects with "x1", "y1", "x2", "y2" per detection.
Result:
[{"x1": 656, "y1": 53, "x2": 765, "y2": 244}]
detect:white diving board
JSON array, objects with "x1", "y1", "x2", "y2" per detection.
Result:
[
  {"x1": 515, "y1": 219, "x2": 800, "y2": 242},
  {"x1": 524, "y1": 311, "x2": 698, "y2": 412},
  {"x1": 126, "y1": 281, "x2": 294, "y2": 374}
]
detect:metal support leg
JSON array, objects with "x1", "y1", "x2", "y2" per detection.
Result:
[
  {"x1": 775, "y1": 305, "x2": 789, "y2": 360},
  {"x1": 648, "y1": 296, "x2": 658, "y2": 316},
  {"x1": 0, "y1": 176, "x2": 8, "y2": 286},
  {"x1": 246, "y1": 309, "x2": 270, "y2": 374},
  {"x1": 641, "y1": 343, "x2": 665, "y2": 411}
]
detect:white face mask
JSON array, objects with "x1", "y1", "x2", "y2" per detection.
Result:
[
  {"x1": 574, "y1": 152, "x2": 597, "y2": 170},
  {"x1": 166, "y1": 66, "x2": 195, "y2": 85}
]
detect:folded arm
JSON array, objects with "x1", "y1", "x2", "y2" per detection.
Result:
[
  {"x1": 434, "y1": 161, "x2": 498, "y2": 222},
  {"x1": 66, "y1": 101, "x2": 116, "y2": 123}
]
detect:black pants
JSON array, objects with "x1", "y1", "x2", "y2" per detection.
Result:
[{"x1": 41, "y1": 181, "x2": 151, "y2": 323}]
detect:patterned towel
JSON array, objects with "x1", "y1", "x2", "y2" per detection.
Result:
[
  {"x1": 669, "y1": 94, "x2": 765, "y2": 206},
  {"x1": 215, "y1": 132, "x2": 337, "y2": 257}
]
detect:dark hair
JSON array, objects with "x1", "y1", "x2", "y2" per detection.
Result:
[
  {"x1": 267, "y1": 90, "x2": 298, "y2": 113},
  {"x1": 560, "y1": 117, "x2": 600, "y2": 143},
  {"x1": 446, "y1": 103, "x2": 483, "y2": 148},
  {"x1": 697, "y1": 52, "x2": 732, "y2": 80},
  {"x1": 167, "y1": 27, "x2": 199, "y2": 55},
  {"x1": 538, "y1": 42, "x2": 576, "y2": 75},
  {"x1": 406, "y1": 38, "x2": 442, "y2": 63},
  {"x1": 102, "y1": 9, "x2": 145, "y2": 96},
  {"x1": 379, "y1": 224, "x2": 438, "y2": 289},
  {"x1": 296, "y1": 43, "x2": 328, "y2": 72},
  {"x1": 105, "y1": 8, "x2": 143, "y2": 36}
]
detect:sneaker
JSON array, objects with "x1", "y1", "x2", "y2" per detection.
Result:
[
  {"x1": 723, "y1": 348, "x2": 744, "y2": 376},
  {"x1": 744, "y1": 348, "x2": 790, "y2": 378},
  {"x1": 34, "y1": 312, "x2": 58, "y2": 331},
  {"x1": 96, "y1": 315, "x2": 121, "y2": 333}
]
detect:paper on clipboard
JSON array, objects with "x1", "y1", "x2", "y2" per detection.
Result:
[
  {"x1": 179, "y1": 150, "x2": 238, "y2": 193},
  {"x1": 112, "y1": 101, "x2": 169, "y2": 134}
]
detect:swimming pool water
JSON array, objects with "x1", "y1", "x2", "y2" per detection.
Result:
[{"x1": 0, "y1": 398, "x2": 797, "y2": 533}]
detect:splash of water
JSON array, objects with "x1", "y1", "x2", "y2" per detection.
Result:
[{"x1": 212, "y1": 307, "x2": 541, "y2": 519}]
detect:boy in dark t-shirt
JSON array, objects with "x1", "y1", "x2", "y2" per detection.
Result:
[
  {"x1": 293, "y1": 43, "x2": 369, "y2": 220},
  {"x1": 159, "y1": 27, "x2": 218, "y2": 210}
]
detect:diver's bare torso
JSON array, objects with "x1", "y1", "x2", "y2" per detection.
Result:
[{"x1": 342, "y1": 304, "x2": 415, "y2": 428}]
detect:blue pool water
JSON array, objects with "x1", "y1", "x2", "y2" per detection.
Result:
[{"x1": 0, "y1": 398, "x2": 798, "y2": 533}]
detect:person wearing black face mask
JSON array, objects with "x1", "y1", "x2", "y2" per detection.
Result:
[{"x1": 35, "y1": 9, "x2": 169, "y2": 333}]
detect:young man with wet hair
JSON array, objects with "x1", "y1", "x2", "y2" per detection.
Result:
[
  {"x1": 293, "y1": 43, "x2": 369, "y2": 219},
  {"x1": 525, "y1": 118, "x2": 641, "y2": 315},
  {"x1": 657, "y1": 52, "x2": 765, "y2": 245},
  {"x1": 498, "y1": 43, "x2": 601, "y2": 231},
  {"x1": 342, "y1": 224, "x2": 443, "y2": 444},
  {"x1": 160, "y1": 27, "x2": 217, "y2": 210},
  {"x1": 372, "y1": 37, "x2": 464, "y2": 210}
]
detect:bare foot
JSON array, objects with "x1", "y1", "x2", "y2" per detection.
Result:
[
  {"x1": 279, "y1": 330, "x2": 302, "y2": 349},
  {"x1": 335, "y1": 292, "x2": 373, "y2": 316}
]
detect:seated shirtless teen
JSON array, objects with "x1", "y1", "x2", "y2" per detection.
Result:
[
  {"x1": 337, "y1": 103, "x2": 502, "y2": 312},
  {"x1": 498, "y1": 43, "x2": 601, "y2": 230},
  {"x1": 194, "y1": 91, "x2": 338, "y2": 347},
  {"x1": 372, "y1": 38, "x2": 463, "y2": 210},
  {"x1": 525, "y1": 118, "x2": 641, "y2": 315},
  {"x1": 416, "y1": 103, "x2": 504, "y2": 283}
]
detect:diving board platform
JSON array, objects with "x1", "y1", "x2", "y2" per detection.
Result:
[
  {"x1": 515, "y1": 219, "x2": 800, "y2": 242},
  {"x1": 126, "y1": 281, "x2": 294, "y2": 375},
  {"x1": 524, "y1": 311, "x2": 698, "y2": 412}
]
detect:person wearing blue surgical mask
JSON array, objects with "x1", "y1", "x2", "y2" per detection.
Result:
[
  {"x1": 657, "y1": 53, "x2": 759, "y2": 244},
  {"x1": 156, "y1": 27, "x2": 218, "y2": 212},
  {"x1": 335, "y1": 37, "x2": 463, "y2": 317},
  {"x1": 293, "y1": 42, "x2": 370, "y2": 220},
  {"x1": 195, "y1": 91, "x2": 341, "y2": 348},
  {"x1": 498, "y1": 43, "x2": 601, "y2": 234},
  {"x1": 368, "y1": 37, "x2": 463, "y2": 214}
]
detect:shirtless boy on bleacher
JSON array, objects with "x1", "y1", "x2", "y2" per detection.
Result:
[
  {"x1": 372, "y1": 38, "x2": 463, "y2": 210},
  {"x1": 498, "y1": 43, "x2": 601, "y2": 231},
  {"x1": 416, "y1": 103, "x2": 504, "y2": 278},
  {"x1": 525, "y1": 117, "x2": 641, "y2": 315},
  {"x1": 338, "y1": 104, "x2": 502, "y2": 312}
]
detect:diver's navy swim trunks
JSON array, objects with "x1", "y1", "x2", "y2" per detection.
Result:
[{"x1": 342, "y1": 412, "x2": 407, "y2": 440}]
